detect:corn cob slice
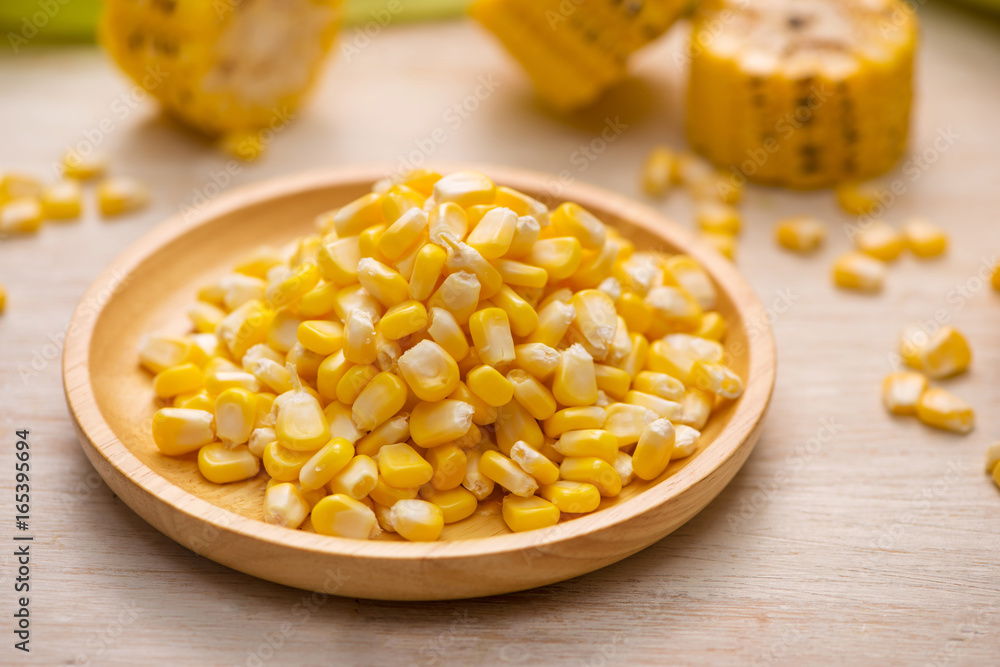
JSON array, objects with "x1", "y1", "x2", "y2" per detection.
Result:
[
  {"x1": 470, "y1": 0, "x2": 688, "y2": 111},
  {"x1": 99, "y1": 0, "x2": 343, "y2": 157},
  {"x1": 686, "y1": 0, "x2": 918, "y2": 188}
]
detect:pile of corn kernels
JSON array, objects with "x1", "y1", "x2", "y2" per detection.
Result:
[{"x1": 140, "y1": 169, "x2": 745, "y2": 541}]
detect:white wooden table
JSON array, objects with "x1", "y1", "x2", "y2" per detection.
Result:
[{"x1": 1, "y1": 5, "x2": 999, "y2": 664}]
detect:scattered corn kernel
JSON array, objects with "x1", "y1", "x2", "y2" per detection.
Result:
[
  {"x1": 855, "y1": 221, "x2": 904, "y2": 261},
  {"x1": 902, "y1": 218, "x2": 947, "y2": 258},
  {"x1": 916, "y1": 387, "x2": 975, "y2": 434},
  {"x1": 312, "y1": 494, "x2": 378, "y2": 539},
  {"x1": 641, "y1": 147, "x2": 675, "y2": 196},
  {"x1": 502, "y1": 495, "x2": 560, "y2": 533},
  {"x1": 833, "y1": 252, "x2": 886, "y2": 292},
  {"x1": 836, "y1": 181, "x2": 881, "y2": 215},
  {"x1": 900, "y1": 325, "x2": 971, "y2": 379},
  {"x1": 0, "y1": 198, "x2": 43, "y2": 234},
  {"x1": 41, "y1": 180, "x2": 83, "y2": 220},
  {"x1": 695, "y1": 202, "x2": 741, "y2": 236},
  {"x1": 97, "y1": 176, "x2": 149, "y2": 216},
  {"x1": 61, "y1": 150, "x2": 107, "y2": 180},
  {"x1": 775, "y1": 216, "x2": 826, "y2": 253},
  {"x1": 197, "y1": 443, "x2": 260, "y2": 484},
  {"x1": 882, "y1": 372, "x2": 928, "y2": 416}
]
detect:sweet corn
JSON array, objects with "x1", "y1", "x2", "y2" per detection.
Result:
[
  {"x1": 343, "y1": 310, "x2": 377, "y2": 365},
  {"x1": 378, "y1": 208, "x2": 428, "y2": 261},
  {"x1": 510, "y1": 441, "x2": 560, "y2": 485},
  {"x1": 984, "y1": 442, "x2": 1000, "y2": 475},
  {"x1": 632, "y1": 371, "x2": 685, "y2": 401},
  {"x1": 449, "y1": 382, "x2": 498, "y2": 427},
  {"x1": 903, "y1": 219, "x2": 947, "y2": 258},
  {"x1": 377, "y1": 443, "x2": 433, "y2": 489},
  {"x1": 491, "y1": 285, "x2": 538, "y2": 337},
  {"x1": 425, "y1": 444, "x2": 467, "y2": 491},
  {"x1": 502, "y1": 495, "x2": 559, "y2": 533},
  {"x1": 855, "y1": 221, "x2": 904, "y2": 261},
  {"x1": 700, "y1": 232, "x2": 737, "y2": 260},
  {"x1": 312, "y1": 494, "x2": 379, "y2": 539},
  {"x1": 152, "y1": 408, "x2": 215, "y2": 456},
  {"x1": 833, "y1": 252, "x2": 886, "y2": 292},
  {"x1": 603, "y1": 403, "x2": 656, "y2": 447},
  {"x1": 882, "y1": 372, "x2": 928, "y2": 416},
  {"x1": 493, "y1": 259, "x2": 548, "y2": 289},
  {"x1": 153, "y1": 363, "x2": 204, "y2": 399},
  {"x1": 527, "y1": 299, "x2": 576, "y2": 348},
  {"x1": 0, "y1": 198, "x2": 43, "y2": 233},
  {"x1": 298, "y1": 438, "x2": 354, "y2": 491},
  {"x1": 428, "y1": 202, "x2": 469, "y2": 245},
  {"x1": 381, "y1": 184, "x2": 425, "y2": 223},
  {"x1": 775, "y1": 217, "x2": 826, "y2": 253},
  {"x1": 357, "y1": 258, "x2": 409, "y2": 307},
  {"x1": 506, "y1": 215, "x2": 542, "y2": 259},
  {"x1": 527, "y1": 237, "x2": 583, "y2": 281},
  {"x1": 267, "y1": 262, "x2": 320, "y2": 308},
  {"x1": 263, "y1": 441, "x2": 314, "y2": 481},
  {"x1": 566, "y1": 290, "x2": 618, "y2": 361},
  {"x1": 689, "y1": 360, "x2": 744, "y2": 399},
  {"x1": 213, "y1": 388, "x2": 256, "y2": 445},
  {"x1": 696, "y1": 203, "x2": 741, "y2": 236},
  {"x1": 479, "y1": 450, "x2": 538, "y2": 497},
  {"x1": 551, "y1": 203, "x2": 606, "y2": 250},
  {"x1": 442, "y1": 239, "x2": 503, "y2": 299},
  {"x1": 285, "y1": 344, "x2": 324, "y2": 382},
  {"x1": 407, "y1": 244, "x2": 447, "y2": 302},
  {"x1": 0, "y1": 284, "x2": 6, "y2": 314},
  {"x1": 389, "y1": 499, "x2": 444, "y2": 541},
  {"x1": 542, "y1": 406, "x2": 606, "y2": 439},
  {"x1": 553, "y1": 429, "x2": 618, "y2": 464},
  {"x1": 632, "y1": 419, "x2": 675, "y2": 480},
  {"x1": 433, "y1": 171, "x2": 496, "y2": 208},
  {"x1": 420, "y1": 486, "x2": 478, "y2": 523},
  {"x1": 494, "y1": 400, "x2": 544, "y2": 454},
  {"x1": 61, "y1": 150, "x2": 107, "y2": 180},
  {"x1": 559, "y1": 457, "x2": 621, "y2": 497},
  {"x1": 507, "y1": 369, "x2": 557, "y2": 420},
  {"x1": 641, "y1": 147, "x2": 675, "y2": 196},
  {"x1": 332, "y1": 193, "x2": 384, "y2": 237},
  {"x1": 40, "y1": 180, "x2": 82, "y2": 220},
  {"x1": 469, "y1": 307, "x2": 516, "y2": 368},
  {"x1": 409, "y1": 400, "x2": 476, "y2": 448},
  {"x1": 836, "y1": 181, "x2": 881, "y2": 215},
  {"x1": 900, "y1": 325, "x2": 971, "y2": 379},
  {"x1": 916, "y1": 387, "x2": 975, "y2": 434},
  {"x1": 96, "y1": 176, "x2": 149, "y2": 216},
  {"x1": 539, "y1": 480, "x2": 600, "y2": 514},
  {"x1": 462, "y1": 449, "x2": 496, "y2": 500},
  {"x1": 296, "y1": 320, "x2": 344, "y2": 356},
  {"x1": 398, "y1": 340, "x2": 460, "y2": 402},
  {"x1": 672, "y1": 425, "x2": 701, "y2": 458},
  {"x1": 645, "y1": 286, "x2": 703, "y2": 336},
  {"x1": 378, "y1": 301, "x2": 428, "y2": 341},
  {"x1": 426, "y1": 307, "x2": 469, "y2": 362},
  {"x1": 614, "y1": 451, "x2": 634, "y2": 486},
  {"x1": 198, "y1": 443, "x2": 259, "y2": 484},
  {"x1": 513, "y1": 343, "x2": 560, "y2": 381},
  {"x1": 369, "y1": 476, "x2": 419, "y2": 507},
  {"x1": 428, "y1": 271, "x2": 481, "y2": 325},
  {"x1": 552, "y1": 344, "x2": 598, "y2": 407},
  {"x1": 468, "y1": 365, "x2": 514, "y2": 407},
  {"x1": 678, "y1": 388, "x2": 713, "y2": 430},
  {"x1": 322, "y1": 400, "x2": 364, "y2": 445},
  {"x1": 274, "y1": 374, "x2": 329, "y2": 451},
  {"x1": 351, "y1": 371, "x2": 407, "y2": 431},
  {"x1": 263, "y1": 482, "x2": 310, "y2": 529},
  {"x1": 696, "y1": 312, "x2": 727, "y2": 341},
  {"x1": 328, "y1": 455, "x2": 379, "y2": 499},
  {"x1": 468, "y1": 206, "x2": 517, "y2": 259}
]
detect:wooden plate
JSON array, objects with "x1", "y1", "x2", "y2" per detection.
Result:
[{"x1": 63, "y1": 165, "x2": 776, "y2": 600}]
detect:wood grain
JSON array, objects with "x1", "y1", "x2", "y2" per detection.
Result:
[{"x1": 1, "y1": 2, "x2": 999, "y2": 663}]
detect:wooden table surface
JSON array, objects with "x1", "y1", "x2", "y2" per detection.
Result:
[{"x1": 2, "y1": 5, "x2": 1000, "y2": 665}]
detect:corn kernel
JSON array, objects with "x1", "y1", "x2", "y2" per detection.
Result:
[
  {"x1": 298, "y1": 438, "x2": 354, "y2": 491},
  {"x1": 425, "y1": 444, "x2": 467, "y2": 491},
  {"x1": 566, "y1": 289, "x2": 618, "y2": 361},
  {"x1": 428, "y1": 202, "x2": 469, "y2": 245},
  {"x1": 645, "y1": 286, "x2": 703, "y2": 336},
  {"x1": 539, "y1": 479, "x2": 600, "y2": 513},
  {"x1": 0, "y1": 198, "x2": 43, "y2": 233},
  {"x1": 330, "y1": 193, "x2": 384, "y2": 237},
  {"x1": 836, "y1": 181, "x2": 880, "y2": 215},
  {"x1": 689, "y1": 360, "x2": 744, "y2": 399},
  {"x1": 615, "y1": 291, "x2": 651, "y2": 335},
  {"x1": 419, "y1": 486, "x2": 477, "y2": 523},
  {"x1": 542, "y1": 406, "x2": 606, "y2": 439},
  {"x1": 343, "y1": 310, "x2": 378, "y2": 365},
  {"x1": 559, "y1": 457, "x2": 621, "y2": 497},
  {"x1": 462, "y1": 448, "x2": 496, "y2": 500},
  {"x1": 502, "y1": 495, "x2": 559, "y2": 532},
  {"x1": 96, "y1": 176, "x2": 149, "y2": 216},
  {"x1": 61, "y1": 150, "x2": 107, "y2": 180},
  {"x1": 491, "y1": 285, "x2": 538, "y2": 338},
  {"x1": 632, "y1": 371, "x2": 685, "y2": 401},
  {"x1": 553, "y1": 429, "x2": 618, "y2": 464},
  {"x1": 449, "y1": 381, "x2": 497, "y2": 426},
  {"x1": 696, "y1": 202, "x2": 740, "y2": 236},
  {"x1": 467, "y1": 365, "x2": 514, "y2": 407},
  {"x1": 263, "y1": 482, "x2": 310, "y2": 529},
  {"x1": 274, "y1": 375, "x2": 329, "y2": 451},
  {"x1": 527, "y1": 237, "x2": 583, "y2": 280},
  {"x1": 198, "y1": 443, "x2": 259, "y2": 484},
  {"x1": 527, "y1": 299, "x2": 576, "y2": 348},
  {"x1": 428, "y1": 271, "x2": 481, "y2": 325},
  {"x1": 551, "y1": 203, "x2": 606, "y2": 250},
  {"x1": 513, "y1": 343, "x2": 560, "y2": 381},
  {"x1": 916, "y1": 387, "x2": 975, "y2": 434},
  {"x1": 152, "y1": 408, "x2": 215, "y2": 456},
  {"x1": 328, "y1": 455, "x2": 378, "y2": 499},
  {"x1": 357, "y1": 258, "x2": 409, "y2": 308},
  {"x1": 214, "y1": 388, "x2": 256, "y2": 445},
  {"x1": 882, "y1": 371, "x2": 928, "y2": 416},
  {"x1": 832, "y1": 252, "x2": 886, "y2": 292},
  {"x1": 900, "y1": 325, "x2": 971, "y2": 379},
  {"x1": 40, "y1": 180, "x2": 82, "y2": 219},
  {"x1": 479, "y1": 450, "x2": 538, "y2": 497},
  {"x1": 775, "y1": 216, "x2": 826, "y2": 253},
  {"x1": 700, "y1": 232, "x2": 737, "y2": 260},
  {"x1": 696, "y1": 312, "x2": 727, "y2": 341},
  {"x1": 369, "y1": 476, "x2": 419, "y2": 507},
  {"x1": 672, "y1": 425, "x2": 701, "y2": 458},
  {"x1": 855, "y1": 221, "x2": 904, "y2": 261},
  {"x1": 397, "y1": 339, "x2": 460, "y2": 402},
  {"x1": 603, "y1": 403, "x2": 657, "y2": 447},
  {"x1": 469, "y1": 307, "x2": 516, "y2": 368},
  {"x1": 407, "y1": 243, "x2": 447, "y2": 302},
  {"x1": 510, "y1": 441, "x2": 560, "y2": 485},
  {"x1": 433, "y1": 171, "x2": 495, "y2": 208},
  {"x1": 426, "y1": 307, "x2": 469, "y2": 361},
  {"x1": 641, "y1": 146, "x2": 675, "y2": 196},
  {"x1": 263, "y1": 440, "x2": 314, "y2": 481},
  {"x1": 409, "y1": 399, "x2": 476, "y2": 448},
  {"x1": 296, "y1": 320, "x2": 344, "y2": 356},
  {"x1": 506, "y1": 369, "x2": 557, "y2": 420},
  {"x1": 285, "y1": 343, "x2": 324, "y2": 382},
  {"x1": 614, "y1": 451, "x2": 634, "y2": 486},
  {"x1": 678, "y1": 388, "x2": 713, "y2": 430},
  {"x1": 552, "y1": 344, "x2": 598, "y2": 407},
  {"x1": 378, "y1": 443, "x2": 434, "y2": 488},
  {"x1": 632, "y1": 419, "x2": 675, "y2": 480},
  {"x1": 153, "y1": 363, "x2": 204, "y2": 399},
  {"x1": 389, "y1": 499, "x2": 444, "y2": 541},
  {"x1": 312, "y1": 493, "x2": 378, "y2": 539},
  {"x1": 379, "y1": 300, "x2": 429, "y2": 341},
  {"x1": 467, "y1": 206, "x2": 517, "y2": 259},
  {"x1": 351, "y1": 371, "x2": 407, "y2": 431},
  {"x1": 903, "y1": 218, "x2": 947, "y2": 258},
  {"x1": 984, "y1": 442, "x2": 1000, "y2": 475},
  {"x1": 378, "y1": 208, "x2": 428, "y2": 261}
]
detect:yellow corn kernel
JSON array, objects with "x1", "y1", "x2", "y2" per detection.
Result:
[
  {"x1": 461, "y1": 449, "x2": 496, "y2": 500},
  {"x1": 0, "y1": 173, "x2": 41, "y2": 203},
  {"x1": 834, "y1": 249, "x2": 885, "y2": 292},
  {"x1": 378, "y1": 208, "x2": 428, "y2": 261},
  {"x1": 502, "y1": 495, "x2": 559, "y2": 533},
  {"x1": 407, "y1": 243, "x2": 447, "y2": 302},
  {"x1": 490, "y1": 285, "x2": 538, "y2": 338},
  {"x1": 219, "y1": 273, "x2": 266, "y2": 310},
  {"x1": 381, "y1": 184, "x2": 425, "y2": 222},
  {"x1": 510, "y1": 440, "x2": 560, "y2": 485},
  {"x1": 469, "y1": 307, "x2": 516, "y2": 368},
  {"x1": 505, "y1": 215, "x2": 542, "y2": 260},
  {"x1": 317, "y1": 236, "x2": 361, "y2": 287},
  {"x1": 916, "y1": 387, "x2": 975, "y2": 434},
  {"x1": 61, "y1": 150, "x2": 107, "y2": 180},
  {"x1": 419, "y1": 486, "x2": 477, "y2": 523},
  {"x1": 248, "y1": 426, "x2": 274, "y2": 458},
  {"x1": 695, "y1": 202, "x2": 740, "y2": 236},
  {"x1": 493, "y1": 186, "x2": 546, "y2": 219},
  {"x1": 274, "y1": 375, "x2": 329, "y2": 451},
  {"x1": 298, "y1": 438, "x2": 354, "y2": 491},
  {"x1": 233, "y1": 246, "x2": 283, "y2": 280},
  {"x1": 662, "y1": 256, "x2": 717, "y2": 311},
  {"x1": 425, "y1": 307, "x2": 469, "y2": 362},
  {"x1": 901, "y1": 325, "x2": 971, "y2": 379},
  {"x1": 645, "y1": 286, "x2": 703, "y2": 336},
  {"x1": 665, "y1": 333, "x2": 722, "y2": 363},
  {"x1": 291, "y1": 235, "x2": 322, "y2": 268},
  {"x1": 175, "y1": 391, "x2": 214, "y2": 412},
  {"x1": 678, "y1": 388, "x2": 713, "y2": 430},
  {"x1": 428, "y1": 270, "x2": 481, "y2": 325},
  {"x1": 527, "y1": 237, "x2": 583, "y2": 281},
  {"x1": 262, "y1": 482, "x2": 310, "y2": 529},
  {"x1": 672, "y1": 425, "x2": 701, "y2": 458},
  {"x1": 218, "y1": 299, "x2": 275, "y2": 360},
  {"x1": 513, "y1": 343, "x2": 560, "y2": 382},
  {"x1": 527, "y1": 299, "x2": 576, "y2": 348},
  {"x1": 358, "y1": 224, "x2": 389, "y2": 264},
  {"x1": 903, "y1": 218, "x2": 947, "y2": 258},
  {"x1": 197, "y1": 443, "x2": 259, "y2": 484},
  {"x1": 836, "y1": 180, "x2": 881, "y2": 215},
  {"x1": 357, "y1": 258, "x2": 409, "y2": 308},
  {"x1": 433, "y1": 170, "x2": 495, "y2": 208},
  {"x1": 855, "y1": 221, "x2": 905, "y2": 261},
  {"x1": 331, "y1": 193, "x2": 384, "y2": 237},
  {"x1": 369, "y1": 475, "x2": 419, "y2": 507},
  {"x1": 350, "y1": 371, "x2": 407, "y2": 432},
  {"x1": 449, "y1": 381, "x2": 498, "y2": 426},
  {"x1": 214, "y1": 388, "x2": 256, "y2": 445},
  {"x1": 467, "y1": 365, "x2": 514, "y2": 407},
  {"x1": 539, "y1": 480, "x2": 600, "y2": 514},
  {"x1": 296, "y1": 320, "x2": 344, "y2": 357},
  {"x1": 285, "y1": 343, "x2": 323, "y2": 382},
  {"x1": 428, "y1": 202, "x2": 469, "y2": 245},
  {"x1": 542, "y1": 406, "x2": 606, "y2": 439},
  {"x1": 491, "y1": 260, "x2": 546, "y2": 291},
  {"x1": 343, "y1": 310, "x2": 377, "y2": 365},
  {"x1": 467, "y1": 206, "x2": 517, "y2": 259},
  {"x1": 153, "y1": 363, "x2": 204, "y2": 399},
  {"x1": 397, "y1": 339, "x2": 460, "y2": 403},
  {"x1": 631, "y1": 373, "x2": 682, "y2": 405},
  {"x1": 0, "y1": 283, "x2": 6, "y2": 313},
  {"x1": 646, "y1": 339, "x2": 697, "y2": 383},
  {"x1": 479, "y1": 450, "x2": 538, "y2": 497},
  {"x1": 565, "y1": 292, "x2": 617, "y2": 364},
  {"x1": 559, "y1": 457, "x2": 621, "y2": 497},
  {"x1": 553, "y1": 429, "x2": 618, "y2": 464},
  {"x1": 388, "y1": 499, "x2": 444, "y2": 541},
  {"x1": 328, "y1": 454, "x2": 378, "y2": 499},
  {"x1": 376, "y1": 442, "x2": 431, "y2": 489},
  {"x1": 151, "y1": 408, "x2": 215, "y2": 456},
  {"x1": 334, "y1": 285, "x2": 384, "y2": 324},
  {"x1": 96, "y1": 177, "x2": 149, "y2": 216},
  {"x1": 696, "y1": 312, "x2": 727, "y2": 342},
  {"x1": 689, "y1": 360, "x2": 744, "y2": 400},
  {"x1": 253, "y1": 391, "x2": 276, "y2": 426},
  {"x1": 632, "y1": 418, "x2": 675, "y2": 480},
  {"x1": 495, "y1": 399, "x2": 544, "y2": 455},
  {"x1": 882, "y1": 371, "x2": 928, "y2": 416},
  {"x1": 585, "y1": 364, "x2": 624, "y2": 402},
  {"x1": 40, "y1": 180, "x2": 82, "y2": 219},
  {"x1": 374, "y1": 332, "x2": 402, "y2": 374},
  {"x1": 205, "y1": 370, "x2": 261, "y2": 395},
  {"x1": 0, "y1": 198, "x2": 42, "y2": 233},
  {"x1": 312, "y1": 493, "x2": 378, "y2": 539},
  {"x1": 507, "y1": 369, "x2": 557, "y2": 420},
  {"x1": 604, "y1": 403, "x2": 657, "y2": 447},
  {"x1": 550, "y1": 202, "x2": 606, "y2": 250},
  {"x1": 571, "y1": 238, "x2": 625, "y2": 292},
  {"x1": 984, "y1": 442, "x2": 1000, "y2": 475},
  {"x1": 641, "y1": 146, "x2": 675, "y2": 196},
  {"x1": 379, "y1": 302, "x2": 428, "y2": 342},
  {"x1": 552, "y1": 344, "x2": 598, "y2": 407},
  {"x1": 265, "y1": 308, "x2": 303, "y2": 353},
  {"x1": 398, "y1": 169, "x2": 441, "y2": 196},
  {"x1": 354, "y1": 411, "x2": 408, "y2": 457},
  {"x1": 615, "y1": 291, "x2": 651, "y2": 335},
  {"x1": 424, "y1": 444, "x2": 467, "y2": 491},
  {"x1": 185, "y1": 301, "x2": 223, "y2": 334},
  {"x1": 440, "y1": 237, "x2": 503, "y2": 299},
  {"x1": 314, "y1": 351, "x2": 348, "y2": 400},
  {"x1": 263, "y1": 440, "x2": 315, "y2": 481},
  {"x1": 775, "y1": 216, "x2": 826, "y2": 253},
  {"x1": 266, "y1": 263, "x2": 320, "y2": 309},
  {"x1": 409, "y1": 399, "x2": 476, "y2": 448}
]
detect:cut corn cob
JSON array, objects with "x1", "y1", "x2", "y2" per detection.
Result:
[{"x1": 687, "y1": 0, "x2": 917, "y2": 188}]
